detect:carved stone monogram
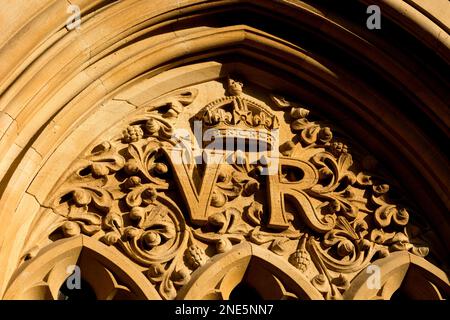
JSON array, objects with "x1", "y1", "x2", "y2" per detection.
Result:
[{"x1": 45, "y1": 78, "x2": 431, "y2": 300}]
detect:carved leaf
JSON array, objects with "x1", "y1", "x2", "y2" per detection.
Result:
[
  {"x1": 86, "y1": 142, "x2": 125, "y2": 175},
  {"x1": 126, "y1": 185, "x2": 157, "y2": 208},
  {"x1": 244, "y1": 201, "x2": 263, "y2": 226},
  {"x1": 270, "y1": 238, "x2": 290, "y2": 255}
]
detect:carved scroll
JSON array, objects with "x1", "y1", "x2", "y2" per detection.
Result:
[{"x1": 26, "y1": 79, "x2": 434, "y2": 300}]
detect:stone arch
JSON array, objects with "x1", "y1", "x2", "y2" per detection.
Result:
[
  {"x1": 0, "y1": 1, "x2": 448, "y2": 299},
  {"x1": 344, "y1": 251, "x2": 450, "y2": 300},
  {"x1": 177, "y1": 242, "x2": 323, "y2": 300},
  {"x1": 3, "y1": 235, "x2": 160, "y2": 300}
]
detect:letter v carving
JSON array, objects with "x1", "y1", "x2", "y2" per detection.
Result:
[{"x1": 166, "y1": 149, "x2": 222, "y2": 225}]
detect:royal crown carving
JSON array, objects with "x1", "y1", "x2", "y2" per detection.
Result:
[
  {"x1": 197, "y1": 78, "x2": 278, "y2": 150},
  {"x1": 29, "y1": 78, "x2": 433, "y2": 300}
]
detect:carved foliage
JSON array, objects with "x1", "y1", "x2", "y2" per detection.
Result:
[{"x1": 42, "y1": 81, "x2": 432, "y2": 300}]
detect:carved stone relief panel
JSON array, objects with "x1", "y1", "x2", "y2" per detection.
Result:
[{"x1": 19, "y1": 77, "x2": 440, "y2": 300}]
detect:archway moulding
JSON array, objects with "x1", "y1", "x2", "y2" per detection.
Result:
[
  {"x1": 0, "y1": 0, "x2": 449, "y2": 300},
  {"x1": 4, "y1": 235, "x2": 161, "y2": 300}
]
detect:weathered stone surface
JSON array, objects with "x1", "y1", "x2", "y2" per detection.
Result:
[{"x1": 0, "y1": 1, "x2": 448, "y2": 300}]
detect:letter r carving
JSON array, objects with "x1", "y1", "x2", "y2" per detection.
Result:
[{"x1": 267, "y1": 157, "x2": 335, "y2": 232}]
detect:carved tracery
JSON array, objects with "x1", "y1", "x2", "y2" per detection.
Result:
[{"x1": 23, "y1": 77, "x2": 438, "y2": 300}]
